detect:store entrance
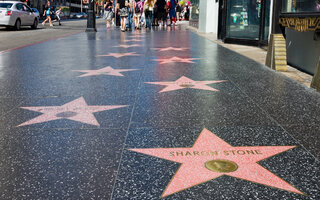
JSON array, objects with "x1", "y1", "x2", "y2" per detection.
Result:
[{"x1": 218, "y1": 0, "x2": 270, "y2": 46}]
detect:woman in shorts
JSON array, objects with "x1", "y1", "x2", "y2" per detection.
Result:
[
  {"x1": 42, "y1": 1, "x2": 53, "y2": 27},
  {"x1": 104, "y1": 0, "x2": 113, "y2": 28}
]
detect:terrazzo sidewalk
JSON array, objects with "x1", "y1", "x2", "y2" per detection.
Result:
[{"x1": 0, "y1": 25, "x2": 319, "y2": 199}]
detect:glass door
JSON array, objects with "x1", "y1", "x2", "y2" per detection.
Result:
[{"x1": 263, "y1": 0, "x2": 270, "y2": 41}]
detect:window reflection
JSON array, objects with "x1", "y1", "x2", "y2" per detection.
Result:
[
  {"x1": 190, "y1": 0, "x2": 199, "y2": 20},
  {"x1": 282, "y1": 0, "x2": 320, "y2": 13},
  {"x1": 226, "y1": 0, "x2": 262, "y2": 40}
]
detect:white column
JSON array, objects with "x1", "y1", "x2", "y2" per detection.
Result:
[{"x1": 198, "y1": 0, "x2": 219, "y2": 35}]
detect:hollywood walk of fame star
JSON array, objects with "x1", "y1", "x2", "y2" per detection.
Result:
[
  {"x1": 18, "y1": 97, "x2": 128, "y2": 127},
  {"x1": 73, "y1": 66, "x2": 138, "y2": 77},
  {"x1": 124, "y1": 39, "x2": 142, "y2": 42},
  {"x1": 152, "y1": 56, "x2": 200, "y2": 64},
  {"x1": 96, "y1": 52, "x2": 141, "y2": 58},
  {"x1": 145, "y1": 76, "x2": 227, "y2": 93},
  {"x1": 151, "y1": 47, "x2": 189, "y2": 52},
  {"x1": 113, "y1": 44, "x2": 141, "y2": 49},
  {"x1": 129, "y1": 128, "x2": 303, "y2": 197},
  {"x1": 128, "y1": 35, "x2": 144, "y2": 38}
]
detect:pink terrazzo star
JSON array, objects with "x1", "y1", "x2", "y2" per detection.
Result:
[
  {"x1": 145, "y1": 76, "x2": 227, "y2": 93},
  {"x1": 18, "y1": 97, "x2": 128, "y2": 127},
  {"x1": 113, "y1": 44, "x2": 141, "y2": 48},
  {"x1": 124, "y1": 39, "x2": 142, "y2": 42},
  {"x1": 129, "y1": 128, "x2": 303, "y2": 197},
  {"x1": 128, "y1": 35, "x2": 144, "y2": 38},
  {"x1": 96, "y1": 52, "x2": 141, "y2": 58},
  {"x1": 152, "y1": 56, "x2": 200, "y2": 64},
  {"x1": 73, "y1": 66, "x2": 138, "y2": 77},
  {"x1": 152, "y1": 47, "x2": 189, "y2": 51}
]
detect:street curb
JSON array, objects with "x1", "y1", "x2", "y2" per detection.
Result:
[{"x1": 0, "y1": 30, "x2": 83, "y2": 55}]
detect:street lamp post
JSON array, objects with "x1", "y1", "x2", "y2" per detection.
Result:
[{"x1": 86, "y1": 0, "x2": 97, "y2": 32}]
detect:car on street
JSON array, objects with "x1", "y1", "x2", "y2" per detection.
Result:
[
  {"x1": 0, "y1": 1, "x2": 39, "y2": 30},
  {"x1": 31, "y1": 8, "x2": 40, "y2": 20},
  {"x1": 75, "y1": 12, "x2": 87, "y2": 19}
]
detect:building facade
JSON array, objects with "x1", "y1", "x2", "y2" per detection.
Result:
[{"x1": 194, "y1": 0, "x2": 320, "y2": 75}]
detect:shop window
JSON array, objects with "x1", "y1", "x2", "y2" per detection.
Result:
[
  {"x1": 282, "y1": 0, "x2": 320, "y2": 13},
  {"x1": 226, "y1": 0, "x2": 262, "y2": 40},
  {"x1": 190, "y1": 0, "x2": 199, "y2": 21}
]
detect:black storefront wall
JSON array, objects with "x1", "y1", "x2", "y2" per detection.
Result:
[
  {"x1": 218, "y1": 0, "x2": 271, "y2": 46},
  {"x1": 286, "y1": 29, "x2": 320, "y2": 75},
  {"x1": 279, "y1": 0, "x2": 320, "y2": 75}
]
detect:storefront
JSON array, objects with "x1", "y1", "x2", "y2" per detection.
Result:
[
  {"x1": 279, "y1": 0, "x2": 320, "y2": 75},
  {"x1": 218, "y1": 0, "x2": 271, "y2": 45}
]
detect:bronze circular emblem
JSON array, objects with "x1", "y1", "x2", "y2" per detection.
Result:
[
  {"x1": 205, "y1": 159, "x2": 238, "y2": 173},
  {"x1": 179, "y1": 84, "x2": 195, "y2": 88}
]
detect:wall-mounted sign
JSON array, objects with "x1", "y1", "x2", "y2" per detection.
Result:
[{"x1": 279, "y1": 17, "x2": 320, "y2": 32}]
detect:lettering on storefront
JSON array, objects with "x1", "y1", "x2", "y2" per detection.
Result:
[{"x1": 279, "y1": 17, "x2": 320, "y2": 32}]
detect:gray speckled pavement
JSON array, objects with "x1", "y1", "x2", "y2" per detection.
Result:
[{"x1": 0, "y1": 25, "x2": 319, "y2": 200}]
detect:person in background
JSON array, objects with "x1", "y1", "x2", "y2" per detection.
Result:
[
  {"x1": 168, "y1": 0, "x2": 176, "y2": 26},
  {"x1": 111, "y1": 0, "x2": 115, "y2": 26},
  {"x1": 144, "y1": 0, "x2": 155, "y2": 29},
  {"x1": 54, "y1": 7, "x2": 62, "y2": 26},
  {"x1": 152, "y1": 2, "x2": 158, "y2": 26},
  {"x1": 133, "y1": 0, "x2": 142, "y2": 29},
  {"x1": 117, "y1": 0, "x2": 129, "y2": 31},
  {"x1": 156, "y1": 0, "x2": 166, "y2": 26},
  {"x1": 140, "y1": 0, "x2": 146, "y2": 28},
  {"x1": 42, "y1": 1, "x2": 53, "y2": 27},
  {"x1": 176, "y1": 3, "x2": 181, "y2": 21},
  {"x1": 185, "y1": 3, "x2": 190, "y2": 20},
  {"x1": 126, "y1": 0, "x2": 134, "y2": 31},
  {"x1": 104, "y1": 0, "x2": 113, "y2": 29}
]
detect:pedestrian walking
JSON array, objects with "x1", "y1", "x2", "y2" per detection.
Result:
[
  {"x1": 185, "y1": 3, "x2": 190, "y2": 20},
  {"x1": 104, "y1": 0, "x2": 113, "y2": 28},
  {"x1": 42, "y1": 1, "x2": 53, "y2": 27},
  {"x1": 176, "y1": 3, "x2": 181, "y2": 21},
  {"x1": 54, "y1": 7, "x2": 62, "y2": 26},
  {"x1": 117, "y1": 0, "x2": 129, "y2": 31},
  {"x1": 111, "y1": 0, "x2": 116, "y2": 26},
  {"x1": 181, "y1": 4, "x2": 187, "y2": 20},
  {"x1": 152, "y1": 3, "x2": 158, "y2": 26},
  {"x1": 140, "y1": 0, "x2": 146, "y2": 27},
  {"x1": 143, "y1": 0, "x2": 154, "y2": 29},
  {"x1": 168, "y1": 0, "x2": 177, "y2": 26},
  {"x1": 133, "y1": 0, "x2": 142, "y2": 29},
  {"x1": 156, "y1": 0, "x2": 166, "y2": 26},
  {"x1": 126, "y1": 0, "x2": 134, "y2": 31}
]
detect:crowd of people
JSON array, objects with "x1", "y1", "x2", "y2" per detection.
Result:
[{"x1": 103, "y1": 0, "x2": 191, "y2": 32}]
